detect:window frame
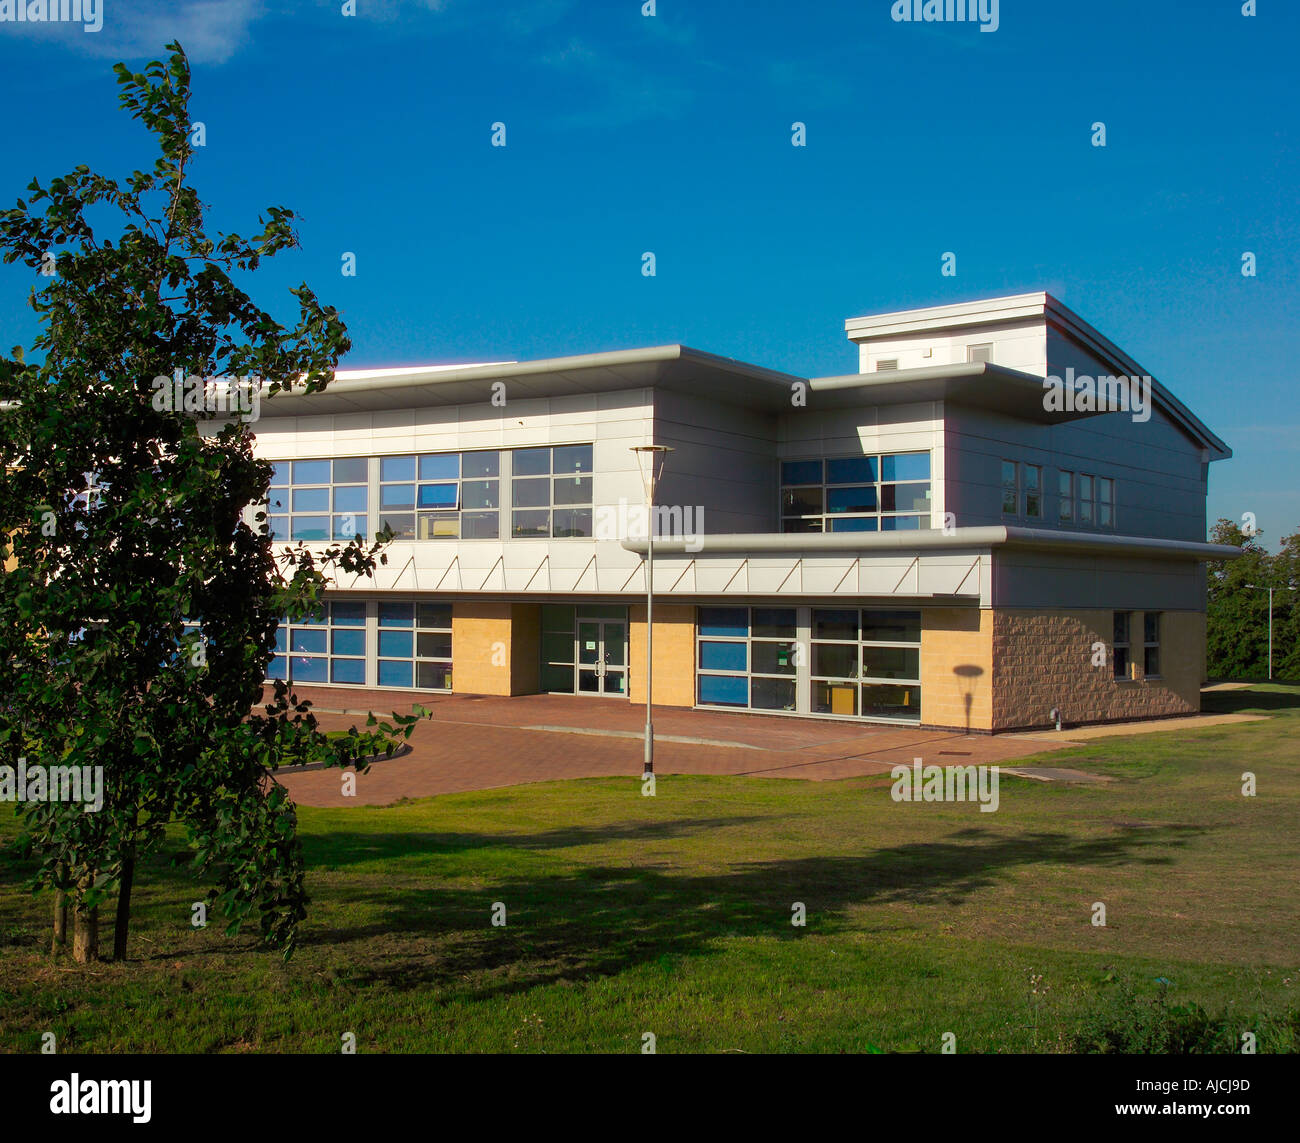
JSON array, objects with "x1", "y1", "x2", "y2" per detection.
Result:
[
  {"x1": 1000, "y1": 460, "x2": 1019, "y2": 517},
  {"x1": 1057, "y1": 469, "x2": 1075, "y2": 524},
  {"x1": 510, "y1": 444, "x2": 595, "y2": 539},
  {"x1": 379, "y1": 450, "x2": 503, "y2": 542},
  {"x1": 1113, "y1": 611, "x2": 1132, "y2": 680},
  {"x1": 780, "y1": 451, "x2": 932, "y2": 533},
  {"x1": 269, "y1": 458, "x2": 369, "y2": 543},
  {"x1": 809, "y1": 608, "x2": 922, "y2": 722},
  {"x1": 696, "y1": 606, "x2": 799, "y2": 713},
  {"x1": 1023, "y1": 463, "x2": 1043, "y2": 519},
  {"x1": 1143, "y1": 611, "x2": 1161, "y2": 679}
]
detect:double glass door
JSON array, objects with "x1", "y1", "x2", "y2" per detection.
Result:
[{"x1": 576, "y1": 619, "x2": 627, "y2": 696}]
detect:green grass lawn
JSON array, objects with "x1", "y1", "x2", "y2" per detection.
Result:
[{"x1": 2, "y1": 685, "x2": 1298, "y2": 1053}]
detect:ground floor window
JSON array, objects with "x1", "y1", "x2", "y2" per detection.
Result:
[
  {"x1": 269, "y1": 601, "x2": 367, "y2": 685},
  {"x1": 378, "y1": 601, "x2": 453, "y2": 689},
  {"x1": 1143, "y1": 612, "x2": 1161, "y2": 678},
  {"x1": 267, "y1": 598, "x2": 454, "y2": 689},
  {"x1": 811, "y1": 608, "x2": 921, "y2": 721},
  {"x1": 694, "y1": 606, "x2": 922, "y2": 723},
  {"x1": 696, "y1": 607, "x2": 798, "y2": 712}
]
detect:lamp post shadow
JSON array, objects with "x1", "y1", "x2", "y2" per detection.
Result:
[{"x1": 952, "y1": 664, "x2": 984, "y2": 736}]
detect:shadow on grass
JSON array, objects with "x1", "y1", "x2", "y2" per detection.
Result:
[
  {"x1": 300, "y1": 822, "x2": 1206, "y2": 1001},
  {"x1": 1202, "y1": 685, "x2": 1300, "y2": 715},
  {"x1": 298, "y1": 815, "x2": 772, "y2": 867}
]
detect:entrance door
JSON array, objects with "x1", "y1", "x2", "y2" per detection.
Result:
[{"x1": 576, "y1": 619, "x2": 627, "y2": 696}]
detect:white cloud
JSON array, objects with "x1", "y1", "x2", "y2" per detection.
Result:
[{"x1": 0, "y1": 0, "x2": 263, "y2": 65}]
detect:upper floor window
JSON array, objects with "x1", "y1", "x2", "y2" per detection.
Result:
[
  {"x1": 1058, "y1": 470, "x2": 1075, "y2": 523},
  {"x1": 1098, "y1": 477, "x2": 1114, "y2": 528},
  {"x1": 269, "y1": 458, "x2": 367, "y2": 542},
  {"x1": 512, "y1": 444, "x2": 594, "y2": 538},
  {"x1": 781, "y1": 452, "x2": 931, "y2": 533},
  {"x1": 1078, "y1": 474, "x2": 1095, "y2": 525},
  {"x1": 380, "y1": 451, "x2": 502, "y2": 541},
  {"x1": 1001, "y1": 460, "x2": 1018, "y2": 515},
  {"x1": 1024, "y1": 464, "x2": 1042, "y2": 519}
]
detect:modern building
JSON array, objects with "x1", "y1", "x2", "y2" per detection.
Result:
[{"x1": 250, "y1": 292, "x2": 1238, "y2": 732}]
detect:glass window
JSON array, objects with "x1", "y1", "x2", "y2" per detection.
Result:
[
  {"x1": 1079, "y1": 475, "x2": 1095, "y2": 525},
  {"x1": 781, "y1": 459, "x2": 823, "y2": 485},
  {"x1": 419, "y1": 453, "x2": 459, "y2": 481},
  {"x1": 333, "y1": 457, "x2": 367, "y2": 484},
  {"x1": 1113, "y1": 611, "x2": 1131, "y2": 679},
  {"x1": 293, "y1": 459, "x2": 331, "y2": 485},
  {"x1": 269, "y1": 603, "x2": 368, "y2": 688},
  {"x1": 1098, "y1": 477, "x2": 1114, "y2": 528},
  {"x1": 376, "y1": 598, "x2": 454, "y2": 691},
  {"x1": 699, "y1": 642, "x2": 747, "y2": 672},
  {"x1": 881, "y1": 453, "x2": 930, "y2": 481},
  {"x1": 381, "y1": 455, "x2": 416, "y2": 483},
  {"x1": 269, "y1": 457, "x2": 369, "y2": 542},
  {"x1": 752, "y1": 608, "x2": 797, "y2": 639},
  {"x1": 1143, "y1": 612, "x2": 1160, "y2": 677},
  {"x1": 696, "y1": 607, "x2": 800, "y2": 713},
  {"x1": 508, "y1": 447, "x2": 594, "y2": 538},
  {"x1": 811, "y1": 609, "x2": 921, "y2": 722},
  {"x1": 1058, "y1": 470, "x2": 1074, "y2": 523},
  {"x1": 513, "y1": 448, "x2": 551, "y2": 477},
  {"x1": 553, "y1": 444, "x2": 593, "y2": 474},
  {"x1": 826, "y1": 457, "x2": 877, "y2": 485},
  {"x1": 782, "y1": 452, "x2": 931, "y2": 532},
  {"x1": 699, "y1": 607, "x2": 748, "y2": 638},
  {"x1": 378, "y1": 450, "x2": 502, "y2": 541},
  {"x1": 813, "y1": 609, "x2": 858, "y2": 641},
  {"x1": 1024, "y1": 464, "x2": 1042, "y2": 519},
  {"x1": 1001, "y1": 461, "x2": 1018, "y2": 515}
]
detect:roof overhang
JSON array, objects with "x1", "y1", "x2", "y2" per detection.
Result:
[
  {"x1": 253, "y1": 346, "x2": 804, "y2": 418},
  {"x1": 622, "y1": 526, "x2": 1242, "y2": 563},
  {"x1": 806, "y1": 362, "x2": 1093, "y2": 423},
  {"x1": 251, "y1": 346, "x2": 1113, "y2": 426}
]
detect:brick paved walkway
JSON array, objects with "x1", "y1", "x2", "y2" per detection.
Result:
[{"x1": 263, "y1": 687, "x2": 1073, "y2": 807}]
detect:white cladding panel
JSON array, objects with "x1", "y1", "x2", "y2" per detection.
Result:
[{"x1": 855, "y1": 318, "x2": 1047, "y2": 376}]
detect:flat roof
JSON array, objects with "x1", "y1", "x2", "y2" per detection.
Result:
[{"x1": 253, "y1": 345, "x2": 1119, "y2": 428}]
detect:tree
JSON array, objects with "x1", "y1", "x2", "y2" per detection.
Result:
[
  {"x1": 0, "y1": 43, "x2": 419, "y2": 964},
  {"x1": 1205, "y1": 518, "x2": 1293, "y2": 681},
  {"x1": 1268, "y1": 528, "x2": 1299, "y2": 680}
]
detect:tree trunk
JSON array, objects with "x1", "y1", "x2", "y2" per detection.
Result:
[
  {"x1": 72, "y1": 874, "x2": 98, "y2": 964},
  {"x1": 113, "y1": 847, "x2": 135, "y2": 961},
  {"x1": 51, "y1": 872, "x2": 67, "y2": 956}
]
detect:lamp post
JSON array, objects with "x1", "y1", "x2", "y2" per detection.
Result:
[
  {"x1": 1243, "y1": 583, "x2": 1275, "y2": 680},
  {"x1": 631, "y1": 445, "x2": 673, "y2": 779}
]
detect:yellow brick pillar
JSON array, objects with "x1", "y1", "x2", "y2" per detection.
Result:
[
  {"x1": 451, "y1": 602, "x2": 514, "y2": 696},
  {"x1": 920, "y1": 608, "x2": 994, "y2": 732},
  {"x1": 628, "y1": 603, "x2": 696, "y2": 707}
]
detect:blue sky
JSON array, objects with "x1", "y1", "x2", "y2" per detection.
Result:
[{"x1": 0, "y1": 0, "x2": 1296, "y2": 542}]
